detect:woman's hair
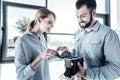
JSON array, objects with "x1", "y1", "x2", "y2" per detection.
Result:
[{"x1": 28, "y1": 7, "x2": 56, "y2": 31}]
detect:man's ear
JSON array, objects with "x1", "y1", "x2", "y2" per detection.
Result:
[{"x1": 92, "y1": 9, "x2": 96, "y2": 16}]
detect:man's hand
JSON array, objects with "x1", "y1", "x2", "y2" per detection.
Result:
[
  {"x1": 76, "y1": 62, "x2": 86, "y2": 79},
  {"x1": 56, "y1": 46, "x2": 70, "y2": 53}
]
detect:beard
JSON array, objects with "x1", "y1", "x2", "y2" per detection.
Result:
[{"x1": 79, "y1": 13, "x2": 92, "y2": 29}]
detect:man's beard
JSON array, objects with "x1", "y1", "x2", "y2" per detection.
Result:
[{"x1": 79, "y1": 13, "x2": 92, "y2": 29}]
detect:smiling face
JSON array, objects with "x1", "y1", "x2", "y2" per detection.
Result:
[
  {"x1": 38, "y1": 14, "x2": 55, "y2": 33},
  {"x1": 76, "y1": 5, "x2": 94, "y2": 29},
  {"x1": 29, "y1": 8, "x2": 56, "y2": 34}
]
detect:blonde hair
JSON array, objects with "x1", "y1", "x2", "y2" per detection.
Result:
[{"x1": 28, "y1": 8, "x2": 56, "y2": 31}]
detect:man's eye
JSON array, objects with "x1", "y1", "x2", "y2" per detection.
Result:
[
  {"x1": 76, "y1": 15, "x2": 86, "y2": 18},
  {"x1": 77, "y1": 16, "x2": 79, "y2": 18},
  {"x1": 81, "y1": 15, "x2": 86, "y2": 17}
]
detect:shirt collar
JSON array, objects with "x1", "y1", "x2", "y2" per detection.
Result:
[
  {"x1": 91, "y1": 21, "x2": 100, "y2": 32},
  {"x1": 24, "y1": 31, "x2": 41, "y2": 36}
]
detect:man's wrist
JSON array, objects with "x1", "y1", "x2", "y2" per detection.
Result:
[{"x1": 82, "y1": 70, "x2": 86, "y2": 80}]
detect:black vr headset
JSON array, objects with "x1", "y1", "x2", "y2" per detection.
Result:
[{"x1": 55, "y1": 51, "x2": 84, "y2": 78}]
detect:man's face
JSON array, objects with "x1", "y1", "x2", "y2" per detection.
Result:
[{"x1": 76, "y1": 5, "x2": 93, "y2": 29}]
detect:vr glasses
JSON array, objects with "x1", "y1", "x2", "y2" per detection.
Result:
[
  {"x1": 55, "y1": 51, "x2": 84, "y2": 78},
  {"x1": 64, "y1": 57, "x2": 83, "y2": 78}
]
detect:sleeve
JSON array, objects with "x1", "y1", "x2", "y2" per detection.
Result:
[
  {"x1": 14, "y1": 38, "x2": 35, "y2": 80},
  {"x1": 86, "y1": 30, "x2": 120, "y2": 80}
]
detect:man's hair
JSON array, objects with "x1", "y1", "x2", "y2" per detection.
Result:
[{"x1": 75, "y1": 0, "x2": 97, "y2": 11}]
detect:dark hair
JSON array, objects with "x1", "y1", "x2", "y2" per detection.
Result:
[
  {"x1": 29, "y1": 7, "x2": 56, "y2": 31},
  {"x1": 75, "y1": 0, "x2": 97, "y2": 11}
]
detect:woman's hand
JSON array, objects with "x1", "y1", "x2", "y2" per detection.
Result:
[
  {"x1": 31, "y1": 48, "x2": 57, "y2": 70},
  {"x1": 41, "y1": 48, "x2": 57, "y2": 59}
]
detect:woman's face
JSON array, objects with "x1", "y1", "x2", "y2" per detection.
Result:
[{"x1": 39, "y1": 14, "x2": 55, "y2": 33}]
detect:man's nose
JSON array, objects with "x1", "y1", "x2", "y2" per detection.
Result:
[
  {"x1": 78, "y1": 18, "x2": 83, "y2": 23},
  {"x1": 50, "y1": 25, "x2": 54, "y2": 28}
]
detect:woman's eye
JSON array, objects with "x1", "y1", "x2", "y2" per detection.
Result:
[{"x1": 48, "y1": 21, "x2": 52, "y2": 24}]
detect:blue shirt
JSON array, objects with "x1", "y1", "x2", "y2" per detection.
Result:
[
  {"x1": 73, "y1": 21, "x2": 120, "y2": 80},
  {"x1": 15, "y1": 31, "x2": 50, "y2": 80}
]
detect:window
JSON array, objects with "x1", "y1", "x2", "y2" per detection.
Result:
[
  {"x1": 47, "y1": 33, "x2": 74, "y2": 50},
  {"x1": 47, "y1": 0, "x2": 78, "y2": 51},
  {"x1": 48, "y1": 0, "x2": 78, "y2": 34},
  {"x1": 3, "y1": 0, "x2": 46, "y2": 6},
  {"x1": 96, "y1": 0, "x2": 109, "y2": 14},
  {"x1": 1, "y1": 1, "x2": 45, "y2": 62}
]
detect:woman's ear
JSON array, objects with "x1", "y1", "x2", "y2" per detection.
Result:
[
  {"x1": 37, "y1": 18, "x2": 41, "y2": 22},
  {"x1": 35, "y1": 18, "x2": 41, "y2": 24}
]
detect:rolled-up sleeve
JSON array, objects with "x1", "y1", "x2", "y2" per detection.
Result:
[
  {"x1": 15, "y1": 38, "x2": 35, "y2": 80},
  {"x1": 86, "y1": 30, "x2": 120, "y2": 80}
]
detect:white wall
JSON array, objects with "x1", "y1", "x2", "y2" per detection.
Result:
[
  {"x1": 117, "y1": 0, "x2": 120, "y2": 28},
  {"x1": 0, "y1": 61, "x2": 65, "y2": 80},
  {"x1": 111, "y1": 0, "x2": 120, "y2": 30},
  {"x1": 111, "y1": 1, "x2": 120, "y2": 80},
  {"x1": 110, "y1": 0, "x2": 117, "y2": 30},
  {"x1": 0, "y1": 63, "x2": 17, "y2": 80}
]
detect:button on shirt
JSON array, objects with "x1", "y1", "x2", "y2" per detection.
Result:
[
  {"x1": 15, "y1": 31, "x2": 50, "y2": 80},
  {"x1": 73, "y1": 21, "x2": 120, "y2": 80}
]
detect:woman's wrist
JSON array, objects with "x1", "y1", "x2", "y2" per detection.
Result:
[{"x1": 31, "y1": 54, "x2": 43, "y2": 70}]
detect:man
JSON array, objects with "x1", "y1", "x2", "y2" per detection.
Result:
[{"x1": 73, "y1": 0, "x2": 120, "y2": 80}]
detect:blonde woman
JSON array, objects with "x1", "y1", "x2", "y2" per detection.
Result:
[{"x1": 15, "y1": 8, "x2": 56, "y2": 80}]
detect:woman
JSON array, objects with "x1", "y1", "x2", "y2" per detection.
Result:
[{"x1": 15, "y1": 8, "x2": 56, "y2": 80}]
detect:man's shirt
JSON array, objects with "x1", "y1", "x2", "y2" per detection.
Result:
[{"x1": 73, "y1": 21, "x2": 120, "y2": 80}]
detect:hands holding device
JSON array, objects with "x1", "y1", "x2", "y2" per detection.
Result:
[{"x1": 55, "y1": 46, "x2": 84, "y2": 78}]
